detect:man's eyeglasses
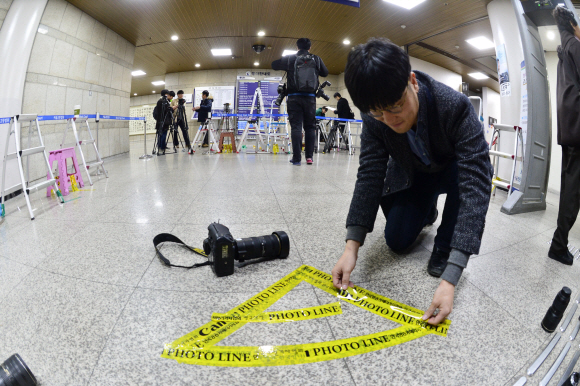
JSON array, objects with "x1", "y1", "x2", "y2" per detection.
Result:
[{"x1": 367, "y1": 85, "x2": 409, "y2": 117}]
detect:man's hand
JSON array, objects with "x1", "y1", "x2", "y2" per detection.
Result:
[
  {"x1": 193, "y1": 106, "x2": 200, "y2": 111},
  {"x1": 422, "y1": 280, "x2": 455, "y2": 325},
  {"x1": 331, "y1": 240, "x2": 360, "y2": 289}
]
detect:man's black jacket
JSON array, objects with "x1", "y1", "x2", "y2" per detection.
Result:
[
  {"x1": 347, "y1": 71, "x2": 493, "y2": 255},
  {"x1": 271, "y1": 49, "x2": 329, "y2": 94},
  {"x1": 335, "y1": 98, "x2": 352, "y2": 119},
  {"x1": 197, "y1": 98, "x2": 213, "y2": 123},
  {"x1": 156, "y1": 96, "x2": 173, "y2": 127}
]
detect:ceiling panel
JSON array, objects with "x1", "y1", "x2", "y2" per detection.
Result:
[{"x1": 67, "y1": 0, "x2": 579, "y2": 96}]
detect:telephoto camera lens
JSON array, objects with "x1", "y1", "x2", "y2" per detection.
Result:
[
  {"x1": 0, "y1": 354, "x2": 37, "y2": 386},
  {"x1": 235, "y1": 231, "x2": 290, "y2": 261},
  {"x1": 541, "y1": 286, "x2": 572, "y2": 333},
  {"x1": 563, "y1": 372, "x2": 580, "y2": 386}
]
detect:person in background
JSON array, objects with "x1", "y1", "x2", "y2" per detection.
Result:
[
  {"x1": 272, "y1": 37, "x2": 329, "y2": 165},
  {"x1": 316, "y1": 106, "x2": 328, "y2": 117},
  {"x1": 193, "y1": 90, "x2": 213, "y2": 147},
  {"x1": 548, "y1": 6, "x2": 580, "y2": 265}
]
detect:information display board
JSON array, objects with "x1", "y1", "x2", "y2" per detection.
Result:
[
  {"x1": 237, "y1": 80, "x2": 280, "y2": 134},
  {"x1": 192, "y1": 86, "x2": 236, "y2": 118}
]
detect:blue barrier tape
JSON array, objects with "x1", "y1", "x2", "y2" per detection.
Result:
[
  {"x1": 211, "y1": 113, "x2": 362, "y2": 123},
  {"x1": 0, "y1": 117, "x2": 11, "y2": 124}
]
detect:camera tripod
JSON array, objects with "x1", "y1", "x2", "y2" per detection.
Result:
[
  {"x1": 323, "y1": 120, "x2": 353, "y2": 155},
  {"x1": 173, "y1": 104, "x2": 192, "y2": 153},
  {"x1": 151, "y1": 96, "x2": 177, "y2": 156}
]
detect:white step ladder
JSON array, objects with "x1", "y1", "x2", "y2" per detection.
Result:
[
  {"x1": 61, "y1": 117, "x2": 108, "y2": 186},
  {"x1": 265, "y1": 100, "x2": 290, "y2": 153},
  {"x1": 1, "y1": 114, "x2": 64, "y2": 220},
  {"x1": 489, "y1": 123, "x2": 524, "y2": 196},
  {"x1": 237, "y1": 85, "x2": 268, "y2": 153},
  {"x1": 190, "y1": 117, "x2": 219, "y2": 154}
]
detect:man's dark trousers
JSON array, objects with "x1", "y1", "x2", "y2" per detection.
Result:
[
  {"x1": 157, "y1": 123, "x2": 170, "y2": 151},
  {"x1": 381, "y1": 159, "x2": 460, "y2": 253},
  {"x1": 552, "y1": 146, "x2": 580, "y2": 254},
  {"x1": 287, "y1": 95, "x2": 316, "y2": 162},
  {"x1": 173, "y1": 120, "x2": 191, "y2": 148}
]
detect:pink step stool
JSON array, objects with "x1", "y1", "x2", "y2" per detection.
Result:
[{"x1": 46, "y1": 147, "x2": 85, "y2": 197}]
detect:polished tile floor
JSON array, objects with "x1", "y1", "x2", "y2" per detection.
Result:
[{"x1": 0, "y1": 139, "x2": 578, "y2": 386}]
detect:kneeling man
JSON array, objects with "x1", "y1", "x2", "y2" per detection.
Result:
[{"x1": 332, "y1": 38, "x2": 493, "y2": 325}]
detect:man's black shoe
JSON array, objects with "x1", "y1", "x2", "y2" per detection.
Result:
[
  {"x1": 427, "y1": 246, "x2": 449, "y2": 278},
  {"x1": 548, "y1": 248, "x2": 573, "y2": 266},
  {"x1": 568, "y1": 250, "x2": 575, "y2": 260}
]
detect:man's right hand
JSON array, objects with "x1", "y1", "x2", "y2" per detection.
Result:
[{"x1": 331, "y1": 240, "x2": 360, "y2": 289}]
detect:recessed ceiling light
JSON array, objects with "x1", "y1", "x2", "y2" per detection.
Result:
[
  {"x1": 38, "y1": 26, "x2": 48, "y2": 34},
  {"x1": 134, "y1": 93, "x2": 137, "y2": 96},
  {"x1": 152, "y1": 81, "x2": 165, "y2": 86},
  {"x1": 465, "y1": 36, "x2": 495, "y2": 50},
  {"x1": 384, "y1": 0, "x2": 426, "y2": 10},
  {"x1": 131, "y1": 70, "x2": 146, "y2": 76},
  {"x1": 152, "y1": 91, "x2": 156, "y2": 93},
  {"x1": 195, "y1": 63, "x2": 201, "y2": 67},
  {"x1": 401, "y1": 25, "x2": 406, "y2": 29},
  {"x1": 343, "y1": 39, "x2": 351, "y2": 45},
  {"x1": 254, "y1": 62, "x2": 259, "y2": 66},
  {"x1": 258, "y1": 31, "x2": 265, "y2": 36},
  {"x1": 468, "y1": 72, "x2": 489, "y2": 80},
  {"x1": 211, "y1": 48, "x2": 232, "y2": 56},
  {"x1": 282, "y1": 50, "x2": 297, "y2": 56},
  {"x1": 171, "y1": 35, "x2": 178, "y2": 41},
  {"x1": 547, "y1": 30, "x2": 556, "y2": 40}
]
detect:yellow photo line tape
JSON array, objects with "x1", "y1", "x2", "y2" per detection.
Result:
[
  {"x1": 161, "y1": 325, "x2": 428, "y2": 367},
  {"x1": 297, "y1": 266, "x2": 450, "y2": 336},
  {"x1": 211, "y1": 302, "x2": 342, "y2": 323},
  {"x1": 163, "y1": 265, "x2": 451, "y2": 367},
  {"x1": 168, "y1": 272, "x2": 304, "y2": 350}
]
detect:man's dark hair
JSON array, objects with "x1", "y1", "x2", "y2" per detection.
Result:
[
  {"x1": 334, "y1": 93, "x2": 341, "y2": 98},
  {"x1": 322, "y1": 107, "x2": 328, "y2": 111},
  {"x1": 161, "y1": 89, "x2": 169, "y2": 96},
  {"x1": 169, "y1": 91, "x2": 176, "y2": 97},
  {"x1": 177, "y1": 90, "x2": 184, "y2": 95},
  {"x1": 553, "y1": 6, "x2": 578, "y2": 34},
  {"x1": 202, "y1": 90, "x2": 209, "y2": 96},
  {"x1": 297, "y1": 38, "x2": 311, "y2": 50},
  {"x1": 344, "y1": 37, "x2": 412, "y2": 113}
]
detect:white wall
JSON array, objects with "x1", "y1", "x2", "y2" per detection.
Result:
[
  {"x1": 410, "y1": 56, "x2": 463, "y2": 92},
  {"x1": 546, "y1": 51, "x2": 561, "y2": 194},
  {"x1": 482, "y1": 87, "x2": 501, "y2": 142}
]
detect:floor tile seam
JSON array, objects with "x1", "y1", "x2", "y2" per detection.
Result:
[
  {"x1": 0, "y1": 262, "x2": 37, "y2": 309},
  {"x1": 31, "y1": 265, "x2": 139, "y2": 290},
  {"x1": 463, "y1": 275, "x2": 545, "y2": 350},
  {"x1": 263, "y1": 163, "x2": 296, "y2": 235},
  {"x1": 312, "y1": 287, "x2": 359, "y2": 385},
  {"x1": 86, "y1": 243, "x2": 161, "y2": 385}
]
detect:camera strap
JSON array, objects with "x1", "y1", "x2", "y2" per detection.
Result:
[{"x1": 153, "y1": 233, "x2": 212, "y2": 269}]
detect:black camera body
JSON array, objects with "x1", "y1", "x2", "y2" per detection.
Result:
[
  {"x1": 178, "y1": 97, "x2": 186, "y2": 105},
  {"x1": 274, "y1": 83, "x2": 287, "y2": 107},
  {"x1": 316, "y1": 80, "x2": 331, "y2": 101},
  {"x1": 203, "y1": 223, "x2": 290, "y2": 277}
]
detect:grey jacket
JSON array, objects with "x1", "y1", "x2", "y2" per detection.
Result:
[{"x1": 346, "y1": 71, "x2": 493, "y2": 282}]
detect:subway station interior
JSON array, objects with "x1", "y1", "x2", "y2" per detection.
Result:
[{"x1": 1, "y1": 0, "x2": 580, "y2": 385}]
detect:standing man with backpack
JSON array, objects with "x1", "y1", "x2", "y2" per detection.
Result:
[
  {"x1": 272, "y1": 38, "x2": 329, "y2": 165},
  {"x1": 548, "y1": 6, "x2": 580, "y2": 265}
]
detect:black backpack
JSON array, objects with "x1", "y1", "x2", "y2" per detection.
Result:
[
  {"x1": 294, "y1": 54, "x2": 319, "y2": 93},
  {"x1": 152, "y1": 104, "x2": 160, "y2": 121}
]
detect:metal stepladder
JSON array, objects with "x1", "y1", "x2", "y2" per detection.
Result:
[
  {"x1": 316, "y1": 119, "x2": 330, "y2": 153},
  {"x1": 1, "y1": 115, "x2": 64, "y2": 220},
  {"x1": 488, "y1": 123, "x2": 524, "y2": 196},
  {"x1": 266, "y1": 100, "x2": 290, "y2": 154},
  {"x1": 237, "y1": 84, "x2": 268, "y2": 154},
  {"x1": 61, "y1": 116, "x2": 108, "y2": 186},
  {"x1": 190, "y1": 114, "x2": 219, "y2": 154}
]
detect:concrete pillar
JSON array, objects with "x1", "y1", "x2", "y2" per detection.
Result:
[{"x1": 0, "y1": 0, "x2": 48, "y2": 193}]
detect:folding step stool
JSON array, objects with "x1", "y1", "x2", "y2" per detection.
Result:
[
  {"x1": 61, "y1": 117, "x2": 108, "y2": 186},
  {"x1": 190, "y1": 119, "x2": 219, "y2": 154},
  {"x1": 1, "y1": 114, "x2": 64, "y2": 220},
  {"x1": 489, "y1": 123, "x2": 524, "y2": 196}
]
